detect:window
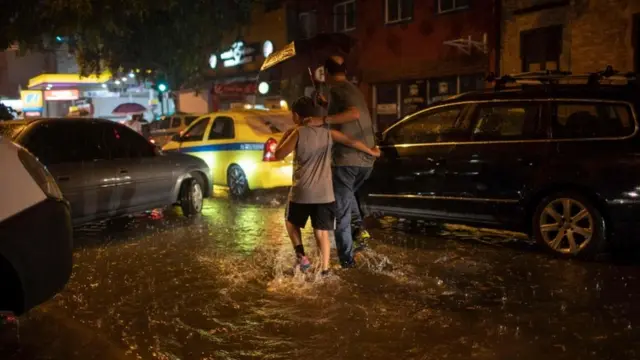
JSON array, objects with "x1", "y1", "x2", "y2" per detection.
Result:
[
  {"x1": 438, "y1": 0, "x2": 470, "y2": 13},
  {"x1": 521, "y1": 26, "x2": 563, "y2": 72},
  {"x1": 158, "y1": 117, "x2": 171, "y2": 129},
  {"x1": 471, "y1": 103, "x2": 543, "y2": 140},
  {"x1": 385, "y1": 0, "x2": 413, "y2": 24},
  {"x1": 334, "y1": 1, "x2": 356, "y2": 32},
  {"x1": 23, "y1": 122, "x2": 110, "y2": 165},
  {"x1": 385, "y1": 105, "x2": 467, "y2": 145},
  {"x1": 106, "y1": 123, "x2": 156, "y2": 158},
  {"x1": 170, "y1": 117, "x2": 181, "y2": 128},
  {"x1": 181, "y1": 117, "x2": 210, "y2": 142},
  {"x1": 185, "y1": 116, "x2": 198, "y2": 126},
  {"x1": 208, "y1": 117, "x2": 235, "y2": 140},
  {"x1": 299, "y1": 11, "x2": 317, "y2": 39},
  {"x1": 551, "y1": 102, "x2": 635, "y2": 139}
]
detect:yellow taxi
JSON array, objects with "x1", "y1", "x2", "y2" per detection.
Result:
[{"x1": 162, "y1": 109, "x2": 294, "y2": 198}]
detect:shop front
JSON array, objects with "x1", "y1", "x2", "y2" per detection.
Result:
[{"x1": 372, "y1": 73, "x2": 486, "y2": 132}]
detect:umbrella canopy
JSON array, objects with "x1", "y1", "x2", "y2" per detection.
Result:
[
  {"x1": 112, "y1": 103, "x2": 147, "y2": 115},
  {"x1": 259, "y1": 33, "x2": 356, "y2": 83}
]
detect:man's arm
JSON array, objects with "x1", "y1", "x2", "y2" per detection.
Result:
[
  {"x1": 274, "y1": 128, "x2": 299, "y2": 160},
  {"x1": 305, "y1": 107, "x2": 360, "y2": 127},
  {"x1": 330, "y1": 129, "x2": 380, "y2": 158}
]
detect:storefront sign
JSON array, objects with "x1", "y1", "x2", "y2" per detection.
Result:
[
  {"x1": 220, "y1": 41, "x2": 257, "y2": 68},
  {"x1": 402, "y1": 80, "x2": 426, "y2": 117},
  {"x1": 213, "y1": 82, "x2": 257, "y2": 95},
  {"x1": 44, "y1": 89, "x2": 79, "y2": 101},
  {"x1": 20, "y1": 90, "x2": 43, "y2": 111},
  {"x1": 376, "y1": 103, "x2": 397, "y2": 115},
  {"x1": 261, "y1": 42, "x2": 296, "y2": 71}
]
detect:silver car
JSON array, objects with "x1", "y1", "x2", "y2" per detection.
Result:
[{"x1": 5, "y1": 118, "x2": 212, "y2": 225}]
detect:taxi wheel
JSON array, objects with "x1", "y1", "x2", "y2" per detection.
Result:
[{"x1": 227, "y1": 165, "x2": 250, "y2": 199}]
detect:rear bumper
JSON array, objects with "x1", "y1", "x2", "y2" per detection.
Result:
[
  {"x1": 247, "y1": 161, "x2": 292, "y2": 189},
  {"x1": 0, "y1": 197, "x2": 73, "y2": 315}
]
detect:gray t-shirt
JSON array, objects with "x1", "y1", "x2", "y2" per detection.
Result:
[
  {"x1": 328, "y1": 81, "x2": 376, "y2": 167},
  {"x1": 289, "y1": 126, "x2": 335, "y2": 204}
]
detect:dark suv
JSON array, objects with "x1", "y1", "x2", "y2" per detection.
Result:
[{"x1": 361, "y1": 69, "x2": 640, "y2": 258}]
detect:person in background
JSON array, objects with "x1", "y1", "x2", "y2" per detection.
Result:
[
  {"x1": 275, "y1": 96, "x2": 380, "y2": 276},
  {"x1": 306, "y1": 55, "x2": 377, "y2": 269},
  {"x1": 127, "y1": 114, "x2": 143, "y2": 134}
]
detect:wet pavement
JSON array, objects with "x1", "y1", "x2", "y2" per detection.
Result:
[{"x1": 3, "y1": 190, "x2": 640, "y2": 360}]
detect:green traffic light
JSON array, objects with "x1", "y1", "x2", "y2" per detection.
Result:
[{"x1": 158, "y1": 83, "x2": 167, "y2": 92}]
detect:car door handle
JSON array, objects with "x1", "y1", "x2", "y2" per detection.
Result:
[{"x1": 57, "y1": 175, "x2": 70, "y2": 182}]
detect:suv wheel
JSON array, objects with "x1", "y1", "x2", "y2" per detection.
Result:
[
  {"x1": 180, "y1": 178, "x2": 203, "y2": 216},
  {"x1": 532, "y1": 192, "x2": 606, "y2": 258},
  {"x1": 227, "y1": 165, "x2": 249, "y2": 199}
]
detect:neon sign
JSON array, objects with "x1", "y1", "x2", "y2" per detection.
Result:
[{"x1": 219, "y1": 41, "x2": 256, "y2": 68}]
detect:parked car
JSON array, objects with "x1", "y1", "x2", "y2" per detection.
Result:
[
  {"x1": 0, "y1": 137, "x2": 72, "y2": 316},
  {"x1": 150, "y1": 113, "x2": 200, "y2": 147},
  {"x1": 2, "y1": 118, "x2": 212, "y2": 225},
  {"x1": 360, "y1": 70, "x2": 640, "y2": 259},
  {"x1": 162, "y1": 109, "x2": 295, "y2": 198}
]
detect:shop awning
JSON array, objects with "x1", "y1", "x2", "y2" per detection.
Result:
[{"x1": 28, "y1": 72, "x2": 112, "y2": 89}]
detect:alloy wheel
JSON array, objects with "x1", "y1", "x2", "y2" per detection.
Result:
[
  {"x1": 191, "y1": 182, "x2": 203, "y2": 212},
  {"x1": 539, "y1": 198, "x2": 594, "y2": 254},
  {"x1": 229, "y1": 167, "x2": 247, "y2": 196}
]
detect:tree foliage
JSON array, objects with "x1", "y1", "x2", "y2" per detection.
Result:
[{"x1": 1, "y1": 0, "x2": 258, "y2": 89}]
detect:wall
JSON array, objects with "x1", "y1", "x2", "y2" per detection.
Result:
[
  {"x1": 0, "y1": 50, "x2": 56, "y2": 98},
  {"x1": 176, "y1": 90, "x2": 210, "y2": 114},
  {"x1": 501, "y1": 0, "x2": 640, "y2": 74}
]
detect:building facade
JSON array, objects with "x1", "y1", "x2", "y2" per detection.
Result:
[
  {"x1": 501, "y1": 0, "x2": 640, "y2": 75},
  {"x1": 288, "y1": 0, "x2": 499, "y2": 130},
  {"x1": 177, "y1": 2, "x2": 289, "y2": 113}
]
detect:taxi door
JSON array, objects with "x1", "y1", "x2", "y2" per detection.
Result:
[
  {"x1": 198, "y1": 115, "x2": 237, "y2": 185},
  {"x1": 176, "y1": 115, "x2": 213, "y2": 169}
]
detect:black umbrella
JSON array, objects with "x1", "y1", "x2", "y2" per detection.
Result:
[{"x1": 259, "y1": 33, "x2": 356, "y2": 83}]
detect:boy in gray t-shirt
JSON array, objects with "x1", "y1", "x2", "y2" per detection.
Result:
[{"x1": 274, "y1": 96, "x2": 379, "y2": 276}]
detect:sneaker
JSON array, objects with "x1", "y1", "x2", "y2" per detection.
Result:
[
  {"x1": 354, "y1": 229, "x2": 371, "y2": 252},
  {"x1": 296, "y1": 256, "x2": 311, "y2": 273},
  {"x1": 341, "y1": 259, "x2": 357, "y2": 269}
]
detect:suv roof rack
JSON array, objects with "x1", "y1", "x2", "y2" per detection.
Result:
[{"x1": 486, "y1": 66, "x2": 638, "y2": 91}]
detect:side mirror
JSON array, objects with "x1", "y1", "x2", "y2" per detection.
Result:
[{"x1": 171, "y1": 133, "x2": 181, "y2": 142}]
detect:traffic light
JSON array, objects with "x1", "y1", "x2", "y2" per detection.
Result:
[{"x1": 157, "y1": 83, "x2": 167, "y2": 93}]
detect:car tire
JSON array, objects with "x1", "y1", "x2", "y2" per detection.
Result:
[
  {"x1": 180, "y1": 177, "x2": 204, "y2": 217},
  {"x1": 227, "y1": 165, "x2": 249, "y2": 199},
  {"x1": 532, "y1": 192, "x2": 606, "y2": 259}
]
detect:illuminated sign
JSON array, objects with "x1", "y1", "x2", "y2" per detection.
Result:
[
  {"x1": 219, "y1": 41, "x2": 256, "y2": 68},
  {"x1": 261, "y1": 42, "x2": 296, "y2": 71},
  {"x1": 44, "y1": 89, "x2": 80, "y2": 101},
  {"x1": 20, "y1": 90, "x2": 43, "y2": 111},
  {"x1": 213, "y1": 82, "x2": 257, "y2": 95},
  {"x1": 209, "y1": 54, "x2": 217, "y2": 69}
]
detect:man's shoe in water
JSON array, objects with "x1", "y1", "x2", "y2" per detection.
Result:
[
  {"x1": 296, "y1": 256, "x2": 311, "y2": 273},
  {"x1": 341, "y1": 259, "x2": 356, "y2": 269},
  {"x1": 354, "y1": 229, "x2": 371, "y2": 252}
]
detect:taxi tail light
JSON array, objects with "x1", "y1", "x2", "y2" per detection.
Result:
[{"x1": 263, "y1": 137, "x2": 278, "y2": 162}]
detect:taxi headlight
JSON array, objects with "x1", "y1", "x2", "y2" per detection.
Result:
[{"x1": 17, "y1": 148, "x2": 64, "y2": 200}]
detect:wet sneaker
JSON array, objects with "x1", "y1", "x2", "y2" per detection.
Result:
[
  {"x1": 296, "y1": 256, "x2": 311, "y2": 273},
  {"x1": 354, "y1": 229, "x2": 371, "y2": 252},
  {"x1": 341, "y1": 259, "x2": 357, "y2": 269}
]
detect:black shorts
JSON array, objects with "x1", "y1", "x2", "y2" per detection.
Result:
[{"x1": 285, "y1": 202, "x2": 336, "y2": 230}]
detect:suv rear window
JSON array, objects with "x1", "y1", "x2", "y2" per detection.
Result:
[
  {"x1": 551, "y1": 102, "x2": 634, "y2": 139},
  {"x1": 246, "y1": 114, "x2": 294, "y2": 134}
]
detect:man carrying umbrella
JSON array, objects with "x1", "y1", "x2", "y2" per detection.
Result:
[{"x1": 306, "y1": 55, "x2": 376, "y2": 268}]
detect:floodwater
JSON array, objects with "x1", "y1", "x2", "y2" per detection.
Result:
[{"x1": 3, "y1": 190, "x2": 640, "y2": 359}]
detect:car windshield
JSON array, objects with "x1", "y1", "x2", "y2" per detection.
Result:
[
  {"x1": 0, "y1": 122, "x2": 26, "y2": 139},
  {"x1": 245, "y1": 114, "x2": 294, "y2": 134}
]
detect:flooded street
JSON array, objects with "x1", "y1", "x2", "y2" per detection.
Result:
[{"x1": 4, "y1": 191, "x2": 640, "y2": 360}]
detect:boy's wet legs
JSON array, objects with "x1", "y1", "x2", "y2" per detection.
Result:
[{"x1": 313, "y1": 229, "x2": 331, "y2": 272}]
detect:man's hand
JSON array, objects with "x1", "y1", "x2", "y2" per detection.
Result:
[
  {"x1": 369, "y1": 146, "x2": 381, "y2": 158},
  {"x1": 303, "y1": 116, "x2": 325, "y2": 127}
]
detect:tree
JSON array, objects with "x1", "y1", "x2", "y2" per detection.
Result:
[{"x1": 1, "y1": 0, "x2": 257, "y2": 89}]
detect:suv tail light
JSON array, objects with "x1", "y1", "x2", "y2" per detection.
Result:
[{"x1": 263, "y1": 137, "x2": 278, "y2": 162}]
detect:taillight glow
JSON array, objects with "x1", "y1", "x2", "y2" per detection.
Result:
[{"x1": 263, "y1": 138, "x2": 278, "y2": 161}]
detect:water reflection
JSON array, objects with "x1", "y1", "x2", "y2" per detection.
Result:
[{"x1": 4, "y1": 194, "x2": 640, "y2": 359}]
